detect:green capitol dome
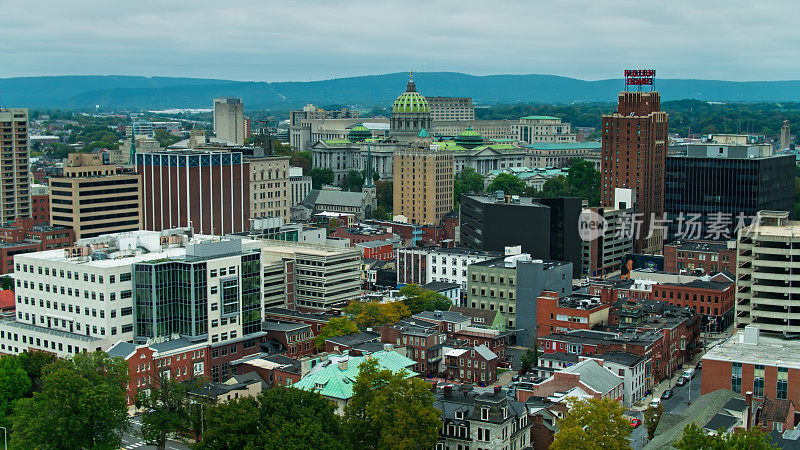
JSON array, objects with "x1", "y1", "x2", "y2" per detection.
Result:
[
  {"x1": 392, "y1": 76, "x2": 429, "y2": 114},
  {"x1": 347, "y1": 123, "x2": 371, "y2": 142},
  {"x1": 454, "y1": 126, "x2": 483, "y2": 149}
]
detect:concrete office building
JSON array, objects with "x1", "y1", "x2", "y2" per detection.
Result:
[
  {"x1": 259, "y1": 240, "x2": 361, "y2": 311},
  {"x1": 780, "y1": 120, "x2": 791, "y2": 151},
  {"x1": 136, "y1": 151, "x2": 249, "y2": 236},
  {"x1": 582, "y1": 190, "x2": 635, "y2": 277},
  {"x1": 665, "y1": 145, "x2": 794, "y2": 241},
  {"x1": 460, "y1": 194, "x2": 582, "y2": 276},
  {"x1": 467, "y1": 254, "x2": 572, "y2": 344},
  {"x1": 736, "y1": 211, "x2": 800, "y2": 336},
  {"x1": 289, "y1": 167, "x2": 312, "y2": 207},
  {"x1": 213, "y1": 98, "x2": 245, "y2": 145},
  {"x1": 50, "y1": 153, "x2": 143, "y2": 239},
  {"x1": 133, "y1": 238, "x2": 263, "y2": 345},
  {"x1": 0, "y1": 228, "x2": 243, "y2": 357},
  {"x1": 248, "y1": 156, "x2": 290, "y2": 222},
  {"x1": 0, "y1": 108, "x2": 31, "y2": 223},
  {"x1": 426, "y1": 97, "x2": 475, "y2": 121},
  {"x1": 512, "y1": 116, "x2": 577, "y2": 144},
  {"x1": 289, "y1": 104, "x2": 361, "y2": 151},
  {"x1": 601, "y1": 90, "x2": 668, "y2": 254},
  {"x1": 393, "y1": 133, "x2": 454, "y2": 225}
]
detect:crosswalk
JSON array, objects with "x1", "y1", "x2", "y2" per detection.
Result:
[{"x1": 121, "y1": 441, "x2": 146, "y2": 449}]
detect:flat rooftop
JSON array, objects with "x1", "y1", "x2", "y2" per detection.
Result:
[{"x1": 703, "y1": 330, "x2": 800, "y2": 369}]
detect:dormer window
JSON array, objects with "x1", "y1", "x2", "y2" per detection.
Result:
[
  {"x1": 455, "y1": 410, "x2": 464, "y2": 420},
  {"x1": 314, "y1": 382, "x2": 325, "y2": 390},
  {"x1": 481, "y1": 407, "x2": 489, "y2": 420}
]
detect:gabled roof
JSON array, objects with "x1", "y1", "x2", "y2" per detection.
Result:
[
  {"x1": 107, "y1": 341, "x2": 137, "y2": 359},
  {"x1": 563, "y1": 359, "x2": 621, "y2": 394},
  {"x1": 760, "y1": 397, "x2": 794, "y2": 423},
  {"x1": 645, "y1": 389, "x2": 743, "y2": 449},
  {"x1": 474, "y1": 344, "x2": 498, "y2": 361}
]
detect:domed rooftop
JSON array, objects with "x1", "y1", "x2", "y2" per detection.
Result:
[
  {"x1": 392, "y1": 75, "x2": 429, "y2": 114},
  {"x1": 347, "y1": 123, "x2": 371, "y2": 142},
  {"x1": 454, "y1": 126, "x2": 484, "y2": 149}
]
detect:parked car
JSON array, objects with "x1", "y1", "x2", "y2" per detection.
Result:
[
  {"x1": 498, "y1": 360, "x2": 511, "y2": 369},
  {"x1": 661, "y1": 389, "x2": 674, "y2": 400},
  {"x1": 650, "y1": 398, "x2": 661, "y2": 408},
  {"x1": 676, "y1": 376, "x2": 687, "y2": 387},
  {"x1": 682, "y1": 368, "x2": 695, "y2": 380},
  {"x1": 696, "y1": 361, "x2": 703, "y2": 370},
  {"x1": 630, "y1": 418, "x2": 642, "y2": 428}
]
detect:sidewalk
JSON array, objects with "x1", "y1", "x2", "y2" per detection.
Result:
[{"x1": 629, "y1": 351, "x2": 704, "y2": 412}]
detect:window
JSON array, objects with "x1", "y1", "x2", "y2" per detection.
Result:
[
  {"x1": 481, "y1": 407, "x2": 489, "y2": 420},
  {"x1": 753, "y1": 364, "x2": 764, "y2": 398},
  {"x1": 777, "y1": 367, "x2": 788, "y2": 400},
  {"x1": 120, "y1": 273, "x2": 131, "y2": 282}
]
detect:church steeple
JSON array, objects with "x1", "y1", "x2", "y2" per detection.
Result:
[{"x1": 363, "y1": 144, "x2": 374, "y2": 188}]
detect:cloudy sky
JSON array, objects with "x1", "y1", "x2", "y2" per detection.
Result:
[{"x1": 1, "y1": 0, "x2": 797, "y2": 82}]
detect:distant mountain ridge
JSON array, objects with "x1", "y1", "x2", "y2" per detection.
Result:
[{"x1": 2, "y1": 72, "x2": 800, "y2": 110}]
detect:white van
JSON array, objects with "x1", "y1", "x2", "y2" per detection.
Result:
[{"x1": 682, "y1": 368, "x2": 695, "y2": 380}]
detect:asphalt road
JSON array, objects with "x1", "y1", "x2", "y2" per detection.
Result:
[
  {"x1": 119, "y1": 416, "x2": 191, "y2": 450},
  {"x1": 659, "y1": 368, "x2": 702, "y2": 416}
]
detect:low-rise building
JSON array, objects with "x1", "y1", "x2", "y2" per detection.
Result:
[
  {"x1": 291, "y1": 350, "x2": 416, "y2": 414},
  {"x1": 289, "y1": 166, "x2": 312, "y2": 207},
  {"x1": 378, "y1": 317, "x2": 445, "y2": 376},
  {"x1": 536, "y1": 291, "x2": 611, "y2": 337},
  {"x1": 262, "y1": 320, "x2": 314, "y2": 359},
  {"x1": 516, "y1": 358, "x2": 624, "y2": 403},
  {"x1": 444, "y1": 344, "x2": 499, "y2": 385},
  {"x1": 434, "y1": 386, "x2": 531, "y2": 450},
  {"x1": 396, "y1": 246, "x2": 503, "y2": 293},
  {"x1": 663, "y1": 240, "x2": 737, "y2": 275},
  {"x1": 594, "y1": 351, "x2": 648, "y2": 407}
]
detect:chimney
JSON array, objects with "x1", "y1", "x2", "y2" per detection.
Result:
[
  {"x1": 746, "y1": 391, "x2": 753, "y2": 406},
  {"x1": 338, "y1": 359, "x2": 348, "y2": 371},
  {"x1": 494, "y1": 386, "x2": 502, "y2": 395},
  {"x1": 383, "y1": 343, "x2": 393, "y2": 352},
  {"x1": 444, "y1": 385, "x2": 453, "y2": 397}
]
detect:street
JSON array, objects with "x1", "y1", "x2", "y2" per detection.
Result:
[{"x1": 119, "y1": 416, "x2": 191, "y2": 450}]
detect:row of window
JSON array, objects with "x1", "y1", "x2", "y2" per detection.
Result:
[
  {"x1": 18, "y1": 282, "x2": 130, "y2": 301},
  {"x1": 16, "y1": 264, "x2": 131, "y2": 283}
]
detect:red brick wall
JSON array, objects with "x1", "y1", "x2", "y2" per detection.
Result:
[
  {"x1": 651, "y1": 283, "x2": 734, "y2": 318},
  {"x1": 536, "y1": 292, "x2": 610, "y2": 337},
  {"x1": 31, "y1": 194, "x2": 50, "y2": 224}
]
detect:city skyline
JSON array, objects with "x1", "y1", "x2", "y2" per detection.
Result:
[{"x1": 1, "y1": 0, "x2": 798, "y2": 82}]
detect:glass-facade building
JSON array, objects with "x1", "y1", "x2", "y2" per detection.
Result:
[{"x1": 665, "y1": 152, "x2": 795, "y2": 242}]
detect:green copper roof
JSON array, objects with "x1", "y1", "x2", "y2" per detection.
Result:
[
  {"x1": 291, "y1": 351, "x2": 417, "y2": 400},
  {"x1": 347, "y1": 123, "x2": 371, "y2": 142},
  {"x1": 392, "y1": 78, "x2": 429, "y2": 114},
  {"x1": 521, "y1": 115, "x2": 561, "y2": 120},
  {"x1": 454, "y1": 126, "x2": 483, "y2": 149},
  {"x1": 417, "y1": 128, "x2": 429, "y2": 138}
]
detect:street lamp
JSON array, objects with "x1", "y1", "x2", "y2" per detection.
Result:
[{"x1": 0, "y1": 426, "x2": 7, "y2": 450}]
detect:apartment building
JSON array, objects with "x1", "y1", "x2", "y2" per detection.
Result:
[
  {"x1": 393, "y1": 135, "x2": 454, "y2": 225},
  {"x1": 248, "y1": 156, "x2": 290, "y2": 222},
  {"x1": 736, "y1": 211, "x2": 800, "y2": 335},
  {"x1": 0, "y1": 108, "x2": 31, "y2": 223},
  {"x1": 30, "y1": 184, "x2": 49, "y2": 225},
  {"x1": 664, "y1": 240, "x2": 737, "y2": 275},
  {"x1": 213, "y1": 98, "x2": 245, "y2": 145},
  {"x1": 396, "y1": 247, "x2": 503, "y2": 294},
  {"x1": 50, "y1": 153, "x2": 143, "y2": 239}
]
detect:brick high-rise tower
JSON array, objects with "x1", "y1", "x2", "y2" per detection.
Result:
[{"x1": 601, "y1": 85, "x2": 668, "y2": 254}]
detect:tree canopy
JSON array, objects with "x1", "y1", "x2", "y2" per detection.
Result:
[
  {"x1": 0, "y1": 355, "x2": 31, "y2": 429},
  {"x1": 399, "y1": 284, "x2": 453, "y2": 314},
  {"x1": 136, "y1": 372, "x2": 196, "y2": 450},
  {"x1": 486, "y1": 173, "x2": 526, "y2": 196},
  {"x1": 314, "y1": 317, "x2": 359, "y2": 350},
  {"x1": 343, "y1": 358, "x2": 441, "y2": 450},
  {"x1": 344, "y1": 301, "x2": 411, "y2": 329},
  {"x1": 519, "y1": 346, "x2": 539, "y2": 374},
  {"x1": 310, "y1": 168, "x2": 334, "y2": 189},
  {"x1": 195, "y1": 387, "x2": 346, "y2": 450},
  {"x1": 550, "y1": 397, "x2": 631, "y2": 450},
  {"x1": 11, "y1": 351, "x2": 130, "y2": 450},
  {"x1": 674, "y1": 422, "x2": 776, "y2": 450},
  {"x1": 454, "y1": 167, "x2": 484, "y2": 207}
]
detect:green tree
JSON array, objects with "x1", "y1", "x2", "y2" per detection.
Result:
[
  {"x1": 17, "y1": 350, "x2": 57, "y2": 394},
  {"x1": 486, "y1": 173, "x2": 526, "y2": 196},
  {"x1": 341, "y1": 170, "x2": 365, "y2": 192},
  {"x1": 0, "y1": 355, "x2": 31, "y2": 429},
  {"x1": 136, "y1": 372, "x2": 194, "y2": 450},
  {"x1": 343, "y1": 359, "x2": 441, "y2": 450},
  {"x1": 344, "y1": 301, "x2": 411, "y2": 329},
  {"x1": 674, "y1": 422, "x2": 776, "y2": 450},
  {"x1": 550, "y1": 397, "x2": 631, "y2": 450},
  {"x1": 154, "y1": 129, "x2": 181, "y2": 148},
  {"x1": 0, "y1": 276, "x2": 13, "y2": 290},
  {"x1": 399, "y1": 284, "x2": 452, "y2": 314},
  {"x1": 314, "y1": 317, "x2": 359, "y2": 350},
  {"x1": 290, "y1": 152, "x2": 312, "y2": 174},
  {"x1": 644, "y1": 403, "x2": 663, "y2": 441},
  {"x1": 375, "y1": 180, "x2": 393, "y2": 210},
  {"x1": 310, "y1": 168, "x2": 334, "y2": 189},
  {"x1": 542, "y1": 175, "x2": 570, "y2": 198},
  {"x1": 519, "y1": 346, "x2": 539, "y2": 374},
  {"x1": 454, "y1": 167, "x2": 484, "y2": 207},
  {"x1": 10, "y1": 351, "x2": 130, "y2": 450},
  {"x1": 566, "y1": 158, "x2": 601, "y2": 206},
  {"x1": 195, "y1": 387, "x2": 345, "y2": 450}
]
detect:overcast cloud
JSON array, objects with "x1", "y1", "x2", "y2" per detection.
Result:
[{"x1": 1, "y1": 0, "x2": 797, "y2": 82}]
